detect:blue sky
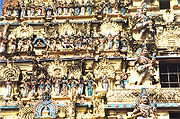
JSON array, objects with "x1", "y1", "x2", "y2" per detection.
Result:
[{"x1": 0, "y1": 0, "x2": 3, "y2": 16}]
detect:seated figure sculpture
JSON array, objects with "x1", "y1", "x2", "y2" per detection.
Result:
[{"x1": 131, "y1": 88, "x2": 156, "y2": 119}]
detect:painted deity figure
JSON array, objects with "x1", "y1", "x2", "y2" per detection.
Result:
[
  {"x1": 81, "y1": 0, "x2": 86, "y2": 15},
  {"x1": 58, "y1": 1, "x2": 63, "y2": 15},
  {"x1": 21, "y1": 2, "x2": 26, "y2": 17},
  {"x1": 46, "y1": 39, "x2": 51, "y2": 51},
  {"x1": 39, "y1": 80, "x2": 45, "y2": 96},
  {"x1": 63, "y1": 0, "x2": 68, "y2": 15},
  {"x1": 136, "y1": 0, "x2": 154, "y2": 41},
  {"x1": 78, "y1": 75, "x2": 85, "y2": 95},
  {"x1": 0, "y1": 42, "x2": 6, "y2": 53},
  {"x1": 38, "y1": 6, "x2": 42, "y2": 16},
  {"x1": 83, "y1": 35, "x2": 88, "y2": 49},
  {"x1": 131, "y1": 88, "x2": 156, "y2": 118},
  {"x1": 101, "y1": 73, "x2": 108, "y2": 92},
  {"x1": 27, "y1": 39, "x2": 33, "y2": 52},
  {"x1": 88, "y1": 36, "x2": 95, "y2": 50},
  {"x1": 31, "y1": 3, "x2": 36, "y2": 16},
  {"x1": 76, "y1": 35, "x2": 82, "y2": 50},
  {"x1": 18, "y1": 40, "x2": 24, "y2": 52},
  {"x1": 69, "y1": 0, "x2": 75, "y2": 16},
  {"x1": 86, "y1": 0, "x2": 92, "y2": 15},
  {"x1": 46, "y1": 79, "x2": 51, "y2": 92},
  {"x1": 135, "y1": 46, "x2": 155, "y2": 85},
  {"x1": 114, "y1": 0, "x2": 119, "y2": 13},
  {"x1": 102, "y1": 2, "x2": 106, "y2": 14},
  {"x1": 107, "y1": 33, "x2": 113, "y2": 49},
  {"x1": 99, "y1": 35, "x2": 105, "y2": 51},
  {"x1": 107, "y1": 1, "x2": 112, "y2": 14},
  {"x1": 114, "y1": 35, "x2": 120, "y2": 49},
  {"x1": 47, "y1": 4, "x2": 52, "y2": 17},
  {"x1": 31, "y1": 79, "x2": 36, "y2": 97},
  {"x1": 27, "y1": 4, "x2": 31, "y2": 16},
  {"x1": 119, "y1": 73, "x2": 128, "y2": 88},
  {"x1": 75, "y1": 1, "x2": 81, "y2": 16},
  {"x1": 87, "y1": 75, "x2": 96, "y2": 96},
  {"x1": 15, "y1": 2, "x2": 20, "y2": 17},
  {"x1": 69, "y1": 76, "x2": 77, "y2": 96},
  {"x1": 23, "y1": 82, "x2": 29, "y2": 98},
  {"x1": 6, "y1": 79, "x2": 12, "y2": 97},
  {"x1": 10, "y1": 40, "x2": 16, "y2": 53},
  {"x1": 61, "y1": 76, "x2": 68, "y2": 96},
  {"x1": 7, "y1": 3, "x2": 13, "y2": 16},
  {"x1": 55, "y1": 79, "x2": 60, "y2": 95}
]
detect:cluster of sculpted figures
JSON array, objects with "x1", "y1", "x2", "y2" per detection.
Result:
[
  {"x1": 0, "y1": 32, "x2": 125, "y2": 54},
  {"x1": 3, "y1": 0, "x2": 133, "y2": 17},
  {"x1": 5, "y1": 75, "x2": 97, "y2": 98}
]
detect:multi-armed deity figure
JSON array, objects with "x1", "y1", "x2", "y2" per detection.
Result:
[
  {"x1": 131, "y1": 88, "x2": 156, "y2": 118},
  {"x1": 135, "y1": 44, "x2": 156, "y2": 85},
  {"x1": 136, "y1": 0, "x2": 155, "y2": 41}
]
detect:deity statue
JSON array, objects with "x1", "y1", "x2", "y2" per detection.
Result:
[
  {"x1": 75, "y1": 1, "x2": 81, "y2": 16},
  {"x1": 55, "y1": 79, "x2": 60, "y2": 96},
  {"x1": 102, "y1": 2, "x2": 106, "y2": 15},
  {"x1": 20, "y1": 1, "x2": 26, "y2": 17},
  {"x1": 27, "y1": 39, "x2": 33, "y2": 52},
  {"x1": 31, "y1": 2, "x2": 36, "y2": 16},
  {"x1": 81, "y1": 0, "x2": 86, "y2": 16},
  {"x1": 107, "y1": 33, "x2": 113, "y2": 49},
  {"x1": 136, "y1": 0, "x2": 154, "y2": 41},
  {"x1": 131, "y1": 88, "x2": 156, "y2": 118},
  {"x1": 69, "y1": 76, "x2": 77, "y2": 96},
  {"x1": 53, "y1": 3, "x2": 58, "y2": 16},
  {"x1": 63, "y1": 0, "x2": 68, "y2": 15},
  {"x1": 10, "y1": 40, "x2": 16, "y2": 53},
  {"x1": 27, "y1": 4, "x2": 31, "y2": 16},
  {"x1": 18, "y1": 40, "x2": 24, "y2": 52},
  {"x1": 46, "y1": 79, "x2": 51, "y2": 92},
  {"x1": 51, "y1": 39, "x2": 58, "y2": 51},
  {"x1": 76, "y1": 35, "x2": 82, "y2": 50},
  {"x1": 23, "y1": 82, "x2": 29, "y2": 98},
  {"x1": 0, "y1": 42, "x2": 6, "y2": 53},
  {"x1": 99, "y1": 35, "x2": 105, "y2": 51},
  {"x1": 58, "y1": 1, "x2": 63, "y2": 15},
  {"x1": 114, "y1": 0, "x2": 119, "y2": 13},
  {"x1": 69, "y1": 0, "x2": 75, "y2": 16},
  {"x1": 39, "y1": 80, "x2": 45, "y2": 96},
  {"x1": 107, "y1": 1, "x2": 112, "y2": 14},
  {"x1": 88, "y1": 35, "x2": 95, "y2": 50},
  {"x1": 101, "y1": 73, "x2": 109, "y2": 92},
  {"x1": 86, "y1": 0, "x2": 92, "y2": 15},
  {"x1": 42, "y1": 3, "x2": 46, "y2": 16},
  {"x1": 78, "y1": 75, "x2": 85, "y2": 95},
  {"x1": 30, "y1": 78, "x2": 36, "y2": 97},
  {"x1": 7, "y1": 3, "x2": 13, "y2": 16},
  {"x1": 119, "y1": 0, "x2": 132, "y2": 15},
  {"x1": 61, "y1": 76, "x2": 68, "y2": 96},
  {"x1": 6, "y1": 79, "x2": 12, "y2": 97},
  {"x1": 37, "y1": 6, "x2": 42, "y2": 16},
  {"x1": 119, "y1": 73, "x2": 128, "y2": 88},
  {"x1": 46, "y1": 39, "x2": 51, "y2": 51},
  {"x1": 47, "y1": 4, "x2": 52, "y2": 17},
  {"x1": 87, "y1": 75, "x2": 96, "y2": 96},
  {"x1": 114, "y1": 34, "x2": 121, "y2": 49},
  {"x1": 83, "y1": 35, "x2": 88, "y2": 49},
  {"x1": 135, "y1": 45, "x2": 156, "y2": 85},
  {"x1": 14, "y1": 1, "x2": 20, "y2": 17}
]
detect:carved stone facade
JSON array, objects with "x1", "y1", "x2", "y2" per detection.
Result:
[{"x1": 0, "y1": 0, "x2": 180, "y2": 119}]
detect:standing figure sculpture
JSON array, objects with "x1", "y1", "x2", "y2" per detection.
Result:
[
  {"x1": 101, "y1": 73, "x2": 109, "y2": 92},
  {"x1": 81, "y1": 0, "x2": 86, "y2": 15},
  {"x1": 61, "y1": 76, "x2": 69, "y2": 96},
  {"x1": 55, "y1": 79, "x2": 60, "y2": 95},
  {"x1": 6, "y1": 79, "x2": 12, "y2": 97},
  {"x1": 86, "y1": 0, "x2": 92, "y2": 15},
  {"x1": 69, "y1": 76, "x2": 77, "y2": 96},
  {"x1": 78, "y1": 75, "x2": 85, "y2": 95},
  {"x1": 87, "y1": 75, "x2": 96, "y2": 96}
]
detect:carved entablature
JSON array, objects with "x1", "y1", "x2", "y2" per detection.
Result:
[
  {"x1": 48, "y1": 57, "x2": 67, "y2": 78},
  {"x1": 9, "y1": 23, "x2": 33, "y2": 39},
  {"x1": 59, "y1": 22, "x2": 76, "y2": 36},
  {"x1": 156, "y1": 29, "x2": 180, "y2": 51},
  {"x1": 94, "y1": 57, "x2": 115, "y2": 79},
  {"x1": 100, "y1": 19, "x2": 121, "y2": 36},
  {"x1": 0, "y1": 61, "x2": 20, "y2": 81}
]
